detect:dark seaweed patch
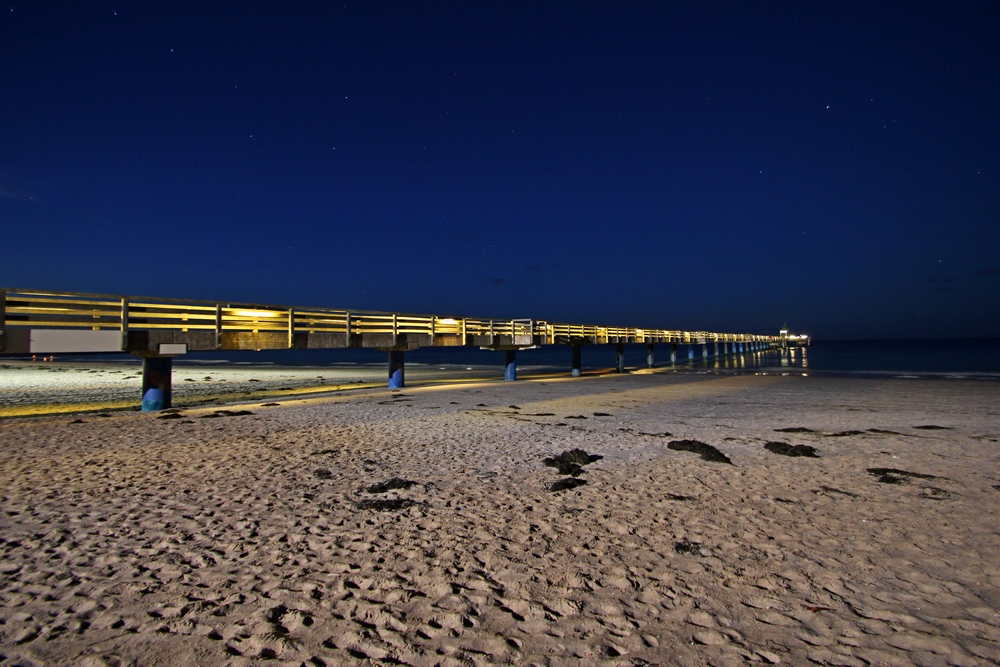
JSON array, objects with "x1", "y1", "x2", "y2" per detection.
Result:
[
  {"x1": 565, "y1": 415, "x2": 588, "y2": 420},
  {"x1": 593, "y1": 412, "x2": 612, "y2": 417},
  {"x1": 867, "y1": 467, "x2": 939, "y2": 484},
  {"x1": 674, "y1": 538, "x2": 702, "y2": 555},
  {"x1": 508, "y1": 405, "x2": 521, "y2": 410},
  {"x1": 261, "y1": 402, "x2": 281, "y2": 407},
  {"x1": 620, "y1": 428, "x2": 673, "y2": 438},
  {"x1": 667, "y1": 440, "x2": 732, "y2": 464},
  {"x1": 666, "y1": 493, "x2": 696, "y2": 501},
  {"x1": 867, "y1": 428, "x2": 903, "y2": 435},
  {"x1": 543, "y1": 449, "x2": 602, "y2": 476},
  {"x1": 356, "y1": 498, "x2": 418, "y2": 511},
  {"x1": 200, "y1": 410, "x2": 254, "y2": 418},
  {"x1": 314, "y1": 469, "x2": 333, "y2": 480},
  {"x1": 529, "y1": 413, "x2": 556, "y2": 417},
  {"x1": 774, "y1": 427, "x2": 815, "y2": 433},
  {"x1": 764, "y1": 441, "x2": 819, "y2": 458},
  {"x1": 157, "y1": 412, "x2": 184, "y2": 420},
  {"x1": 815, "y1": 486, "x2": 860, "y2": 497},
  {"x1": 827, "y1": 430, "x2": 865, "y2": 437},
  {"x1": 914, "y1": 425, "x2": 951, "y2": 430},
  {"x1": 365, "y1": 478, "x2": 418, "y2": 493},
  {"x1": 542, "y1": 449, "x2": 604, "y2": 477},
  {"x1": 549, "y1": 478, "x2": 587, "y2": 492}
]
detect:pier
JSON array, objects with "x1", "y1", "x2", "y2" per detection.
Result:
[{"x1": 0, "y1": 289, "x2": 807, "y2": 409}]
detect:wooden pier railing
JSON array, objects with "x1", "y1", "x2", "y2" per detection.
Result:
[{"x1": 0, "y1": 288, "x2": 786, "y2": 355}]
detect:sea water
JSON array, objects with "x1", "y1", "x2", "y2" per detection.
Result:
[{"x1": 22, "y1": 338, "x2": 1000, "y2": 381}]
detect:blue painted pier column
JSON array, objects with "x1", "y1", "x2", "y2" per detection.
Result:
[
  {"x1": 687, "y1": 346, "x2": 695, "y2": 361},
  {"x1": 615, "y1": 344, "x2": 625, "y2": 373},
  {"x1": 646, "y1": 344, "x2": 655, "y2": 368},
  {"x1": 571, "y1": 345, "x2": 582, "y2": 377},
  {"x1": 504, "y1": 350, "x2": 517, "y2": 381},
  {"x1": 670, "y1": 344, "x2": 678, "y2": 365},
  {"x1": 388, "y1": 350, "x2": 405, "y2": 388},
  {"x1": 140, "y1": 355, "x2": 173, "y2": 411}
]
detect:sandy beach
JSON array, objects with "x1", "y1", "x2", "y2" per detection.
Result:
[{"x1": 1, "y1": 370, "x2": 999, "y2": 666}]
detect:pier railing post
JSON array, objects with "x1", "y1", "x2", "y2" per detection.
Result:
[
  {"x1": 214, "y1": 304, "x2": 223, "y2": 350},
  {"x1": 120, "y1": 297, "x2": 129, "y2": 352},
  {"x1": 0, "y1": 289, "x2": 6, "y2": 353}
]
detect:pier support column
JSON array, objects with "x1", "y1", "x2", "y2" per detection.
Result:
[
  {"x1": 687, "y1": 346, "x2": 695, "y2": 361},
  {"x1": 702, "y1": 344, "x2": 709, "y2": 360},
  {"x1": 504, "y1": 350, "x2": 517, "y2": 381},
  {"x1": 714, "y1": 342, "x2": 719, "y2": 357},
  {"x1": 670, "y1": 344, "x2": 677, "y2": 365},
  {"x1": 140, "y1": 355, "x2": 173, "y2": 411},
  {"x1": 388, "y1": 350, "x2": 405, "y2": 388},
  {"x1": 571, "y1": 345, "x2": 582, "y2": 377},
  {"x1": 646, "y1": 344, "x2": 655, "y2": 368},
  {"x1": 615, "y1": 344, "x2": 625, "y2": 373}
]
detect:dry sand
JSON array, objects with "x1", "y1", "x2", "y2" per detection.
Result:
[{"x1": 1, "y1": 371, "x2": 999, "y2": 666}]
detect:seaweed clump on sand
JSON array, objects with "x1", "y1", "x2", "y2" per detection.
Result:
[
  {"x1": 550, "y1": 478, "x2": 587, "y2": 492},
  {"x1": 914, "y1": 424, "x2": 951, "y2": 430},
  {"x1": 543, "y1": 449, "x2": 604, "y2": 477},
  {"x1": 764, "y1": 441, "x2": 819, "y2": 458},
  {"x1": 867, "y1": 467, "x2": 939, "y2": 484},
  {"x1": 667, "y1": 440, "x2": 732, "y2": 465},
  {"x1": 674, "y1": 538, "x2": 703, "y2": 555},
  {"x1": 544, "y1": 449, "x2": 603, "y2": 492},
  {"x1": 365, "y1": 478, "x2": 418, "y2": 493},
  {"x1": 774, "y1": 427, "x2": 815, "y2": 434},
  {"x1": 200, "y1": 409, "x2": 254, "y2": 418}
]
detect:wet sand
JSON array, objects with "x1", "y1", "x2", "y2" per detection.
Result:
[
  {"x1": 0, "y1": 360, "x2": 547, "y2": 417},
  {"x1": 1, "y1": 372, "x2": 999, "y2": 666}
]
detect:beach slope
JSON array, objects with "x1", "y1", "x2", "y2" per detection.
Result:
[{"x1": 1, "y1": 373, "x2": 998, "y2": 665}]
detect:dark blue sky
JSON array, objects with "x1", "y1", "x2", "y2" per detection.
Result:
[{"x1": 2, "y1": 2, "x2": 998, "y2": 340}]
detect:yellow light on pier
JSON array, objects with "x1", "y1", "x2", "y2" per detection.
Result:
[{"x1": 233, "y1": 309, "x2": 280, "y2": 318}]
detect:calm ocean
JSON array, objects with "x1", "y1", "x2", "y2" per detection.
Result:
[{"x1": 29, "y1": 338, "x2": 1000, "y2": 381}]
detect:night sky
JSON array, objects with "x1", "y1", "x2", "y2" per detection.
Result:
[{"x1": 2, "y1": 2, "x2": 998, "y2": 340}]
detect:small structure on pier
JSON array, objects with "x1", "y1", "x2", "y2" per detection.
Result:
[{"x1": 779, "y1": 324, "x2": 811, "y2": 347}]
